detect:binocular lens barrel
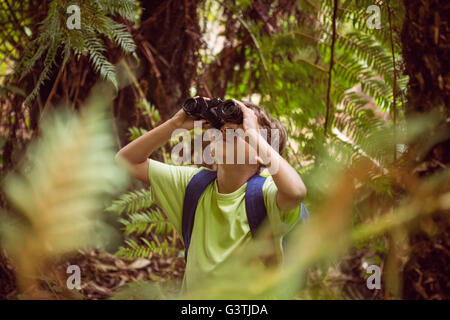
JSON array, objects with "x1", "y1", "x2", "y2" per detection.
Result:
[
  {"x1": 218, "y1": 100, "x2": 243, "y2": 124},
  {"x1": 182, "y1": 97, "x2": 244, "y2": 128},
  {"x1": 209, "y1": 98, "x2": 223, "y2": 108},
  {"x1": 182, "y1": 98, "x2": 200, "y2": 117}
]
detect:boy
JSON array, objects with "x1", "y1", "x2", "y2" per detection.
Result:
[{"x1": 115, "y1": 98, "x2": 307, "y2": 294}]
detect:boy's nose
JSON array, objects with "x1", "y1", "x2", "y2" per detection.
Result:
[
  {"x1": 220, "y1": 124, "x2": 232, "y2": 134},
  {"x1": 221, "y1": 122, "x2": 238, "y2": 131},
  {"x1": 221, "y1": 125, "x2": 238, "y2": 139}
]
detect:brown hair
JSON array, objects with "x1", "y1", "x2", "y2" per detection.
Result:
[{"x1": 202, "y1": 100, "x2": 288, "y2": 172}]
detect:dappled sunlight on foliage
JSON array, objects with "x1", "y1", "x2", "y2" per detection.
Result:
[{"x1": 0, "y1": 0, "x2": 449, "y2": 300}]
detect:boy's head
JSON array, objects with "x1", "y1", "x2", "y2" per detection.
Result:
[
  {"x1": 242, "y1": 101, "x2": 287, "y2": 154},
  {"x1": 208, "y1": 100, "x2": 287, "y2": 173}
]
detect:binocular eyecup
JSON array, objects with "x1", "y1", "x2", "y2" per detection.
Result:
[{"x1": 182, "y1": 97, "x2": 243, "y2": 129}]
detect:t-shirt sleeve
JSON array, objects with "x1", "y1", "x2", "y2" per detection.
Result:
[
  {"x1": 148, "y1": 159, "x2": 201, "y2": 237},
  {"x1": 262, "y1": 176, "x2": 304, "y2": 238}
]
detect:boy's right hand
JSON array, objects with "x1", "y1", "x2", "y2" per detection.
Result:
[{"x1": 170, "y1": 108, "x2": 196, "y2": 130}]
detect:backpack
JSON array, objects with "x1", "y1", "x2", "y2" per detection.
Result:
[{"x1": 181, "y1": 170, "x2": 309, "y2": 261}]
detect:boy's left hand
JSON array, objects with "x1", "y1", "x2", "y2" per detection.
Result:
[
  {"x1": 233, "y1": 100, "x2": 259, "y2": 132},
  {"x1": 233, "y1": 100, "x2": 272, "y2": 166}
]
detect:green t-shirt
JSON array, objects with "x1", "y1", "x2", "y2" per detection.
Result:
[{"x1": 147, "y1": 159, "x2": 301, "y2": 294}]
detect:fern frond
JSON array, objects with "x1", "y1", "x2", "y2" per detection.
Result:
[
  {"x1": 24, "y1": 35, "x2": 60, "y2": 105},
  {"x1": 0, "y1": 85, "x2": 129, "y2": 286},
  {"x1": 84, "y1": 28, "x2": 118, "y2": 89},
  {"x1": 110, "y1": 23, "x2": 136, "y2": 54},
  {"x1": 116, "y1": 238, "x2": 175, "y2": 260},
  {"x1": 18, "y1": 0, "x2": 137, "y2": 103},
  {"x1": 105, "y1": 189, "x2": 153, "y2": 214},
  {"x1": 120, "y1": 210, "x2": 174, "y2": 236},
  {"x1": 97, "y1": 0, "x2": 137, "y2": 22},
  {"x1": 17, "y1": 39, "x2": 44, "y2": 80}
]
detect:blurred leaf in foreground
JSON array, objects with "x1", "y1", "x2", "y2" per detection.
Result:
[{"x1": 0, "y1": 83, "x2": 129, "y2": 298}]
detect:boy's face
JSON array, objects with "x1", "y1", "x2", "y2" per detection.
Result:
[{"x1": 206, "y1": 122, "x2": 258, "y2": 166}]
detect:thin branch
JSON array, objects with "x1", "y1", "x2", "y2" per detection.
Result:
[
  {"x1": 234, "y1": 13, "x2": 281, "y2": 118},
  {"x1": 40, "y1": 63, "x2": 64, "y2": 119},
  {"x1": 121, "y1": 59, "x2": 146, "y2": 100},
  {"x1": 387, "y1": 0, "x2": 398, "y2": 162},
  {"x1": 297, "y1": 56, "x2": 328, "y2": 73},
  {"x1": 386, "y1": 0, "x2": 400, "y2": 301},
  {"x1": 324, "y1": 0, "x2": 338, "y2": 137}
]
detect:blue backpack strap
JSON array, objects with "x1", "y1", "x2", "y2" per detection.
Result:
[
  {"x1": 300, "y1": 203, "x2": 309, "y2": 221},
  {"x1": 245, "y1": 174, "x2": 268, "y2": 237},
  {"x1": 246, "y1": 175, "x2": 310, "y2": 239},
  {"x1": 182, "y1": 169, "x2": 217, "y2": 261}
]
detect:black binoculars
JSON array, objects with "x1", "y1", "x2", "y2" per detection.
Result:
[{"x1": 182, "y1": 97, "x2": 243, "y2": 129}]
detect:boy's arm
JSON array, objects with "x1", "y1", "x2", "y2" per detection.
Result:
[
  {"x1": 258, "y1": 137, "x2": 307, "y2": 211},
  {"x1": 237, "y1": 102, "x2": 307, "y2": 211},
  {"x1": 115, "y1": 108, "x2": 196, "y2": 184}
]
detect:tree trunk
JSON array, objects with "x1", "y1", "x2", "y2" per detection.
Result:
[
  {"x1": 113, "y1": 0, "x2": 203, "y2": 149},
  {"x1": 401, "y1": 0, "x2": 450, "y2": 169},
  {"x1": 401, "y1": 0, "x2": 450, "y2": 299},
  {"x1": 137, "y1": 0, "x2": 202, "y2": 120},
  {"x1": 0, "y1": 252, "x2": 16, "y2": 299}
]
